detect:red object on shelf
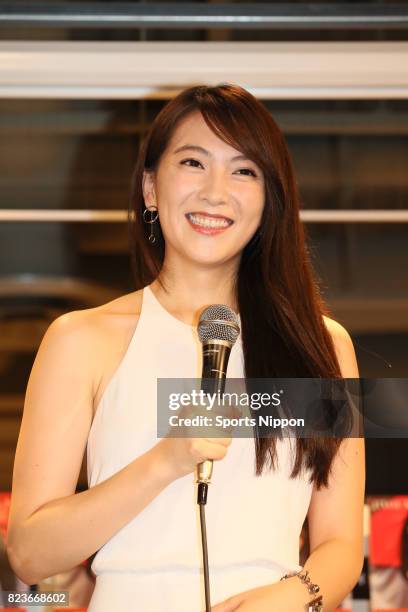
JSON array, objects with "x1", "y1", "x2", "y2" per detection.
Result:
[
  {"x1": 0, "y1": 491, "x2": 11, "y2": 542},
  {"x1": 369, "y1": 495, "x2": 408, "y2": 567}
]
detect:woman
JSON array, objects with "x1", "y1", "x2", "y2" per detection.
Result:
[{"x1": 6, "y1": 84, "x2": 365, "y2": 611}]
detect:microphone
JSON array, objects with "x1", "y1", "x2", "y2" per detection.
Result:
[
  {"x1": 196, "y1": 303, "x2": 241, "y2": 490},
  {"x1": 195, "y1": 304, "x2": 240, "y2": 612}
]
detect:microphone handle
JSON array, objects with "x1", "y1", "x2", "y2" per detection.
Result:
[
  {"x1": 201, "y1": 341, "x2": 231, "y2": 392},
  {"x1": 197, "y1": 342, "x2": 232, "y2": 484}
]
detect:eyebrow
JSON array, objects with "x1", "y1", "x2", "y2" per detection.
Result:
[{"x1": 172, "y1": 144, "x2": 251, "y2": 163}]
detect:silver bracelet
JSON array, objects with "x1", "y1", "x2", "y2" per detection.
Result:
[{"x1": 280, "y1": 568, "x2": 323, "y2": 611}]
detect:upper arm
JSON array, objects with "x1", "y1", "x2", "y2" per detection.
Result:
[
  {"x1": 307, "y1": 318, "x2": 366, "y2": 555},
  {"x1": 7, "y1": 310, "x2": 98, "y2": 549}
]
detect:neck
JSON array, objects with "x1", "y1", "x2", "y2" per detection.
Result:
[{"x1": 150, "y1": 256, "x2": 240, "y2": 324}]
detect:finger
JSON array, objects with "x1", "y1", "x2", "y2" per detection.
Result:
[
  {"x1": 205, "y1": 437, "x2": 232, "y2": 448},
  {"x1": 210, "y1": 598, "x2": 241, "y2": 612}
]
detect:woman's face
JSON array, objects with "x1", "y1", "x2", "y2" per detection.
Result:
[{"x1": 143, "y1": 111, "x2": 265, "y2": 267}]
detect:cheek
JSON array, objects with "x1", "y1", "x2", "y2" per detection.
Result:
[
  {"x1": 158, "y1": 174, "x2": 194, "y2": 211},
  {"x1": 237, "y1": 190, "x2": 264, "y2": 222}
]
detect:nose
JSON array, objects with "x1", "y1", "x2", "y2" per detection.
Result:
[{"x1": 198, "y1": 167, "x2": 229, "y2": 206}]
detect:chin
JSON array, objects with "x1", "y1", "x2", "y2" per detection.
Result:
[{"x1": 186, "y1": 249, "x2": 238, "y2": 267}]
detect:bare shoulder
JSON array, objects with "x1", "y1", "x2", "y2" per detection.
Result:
[
  {"x1": 44, "y1": 289, "x2": 144, "y2": 413},
  {"x1": 323, "y1": 314, "x2": 350, "y2": 339},
  {"x1": 90, "y1": 288, "x2": 144, "y2": 347},
  {"x1": 322, "y1": 315, "x2": 359, "y2": 378},
  {"x1": 46, "y1": 288, "x2": 143, "y2": 348}
]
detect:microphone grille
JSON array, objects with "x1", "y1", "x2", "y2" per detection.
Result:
[{"x1": 197, "y1": 304, "x2": 240, "y2": 345}]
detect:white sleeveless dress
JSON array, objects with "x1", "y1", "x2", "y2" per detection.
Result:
[{"x1": 86, "y1": 284, "x2": 314, "y2": 611}]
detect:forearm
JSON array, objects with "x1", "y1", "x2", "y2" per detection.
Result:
[
  {"x1": 7, "y1": 443, "x2": 174, "y2": 585},
  {"x1": 280, "y1": 538, "x2": 364, "y2": 611}
]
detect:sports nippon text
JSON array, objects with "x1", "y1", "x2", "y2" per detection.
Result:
[{"x1": 165, "y1": 388, "x2": 305, "y2": 434}]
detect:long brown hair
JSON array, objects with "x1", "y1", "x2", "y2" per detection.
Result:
[{"x1": 128, "y1": 83, "x2": 344, "y2": 490}]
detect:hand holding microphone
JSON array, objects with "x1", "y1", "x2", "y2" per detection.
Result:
[
  {"x1": 155, "y1": 390, "x2": 240, "y2": 482},
  {"x1": 154, "y1": 303, "x2": 240, "y2": 486},
  {"x1": 156, "y1": 422, "x2": 234, "y2": 482}
]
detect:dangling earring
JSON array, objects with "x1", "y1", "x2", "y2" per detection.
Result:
[{"x1": 143, "y1": 205, "x2": 159, "y2": 244}]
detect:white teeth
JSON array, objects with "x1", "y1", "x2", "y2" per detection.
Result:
[{"x1": 187, "y1": 213, "x2": 232, "y2": 229}]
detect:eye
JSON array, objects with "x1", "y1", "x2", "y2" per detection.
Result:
[
  {"x1": 180, "y1": 158, "x2": 203, "y2": 168},
  {"x1": 236, "y1": 168, "x2": 257, "y2": 177}
]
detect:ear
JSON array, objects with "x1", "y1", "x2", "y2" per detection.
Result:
[{"x1": 142, "y1": 170, "x2": 157, "y2": 208}]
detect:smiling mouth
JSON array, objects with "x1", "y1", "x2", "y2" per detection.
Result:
[{"x1": 185, "y1": 212, "x2": 234, "y2": 228}]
